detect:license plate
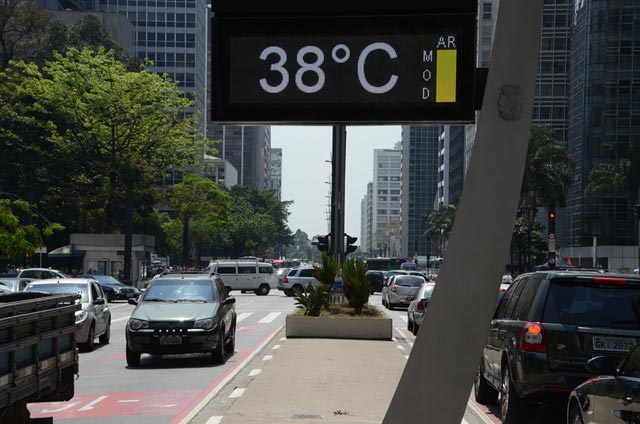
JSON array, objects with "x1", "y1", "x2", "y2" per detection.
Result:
[
  {"x1": 593, "y1": 336, "x2": 636, "y2": 352},
  {"x1": 159, "y1": 335, "x2": 182, "y2": 345}
]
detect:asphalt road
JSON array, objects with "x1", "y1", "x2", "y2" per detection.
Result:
[{"x1": 27, "y1": 291, "x2": 564, "y2": 424}]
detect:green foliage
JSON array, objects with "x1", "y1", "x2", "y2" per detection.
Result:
[
  {"x1": 341, "y1": 258, "x2": 370, "y2": 315},
  {"x1": 0, "y1": 198, "x2": 63, "y2": 259},
  {"x1": 313, "y1": 251, "x2": 338, "y2": 287},
  {"x1": 293, "y1": 283, "x2": 330, "y2": 317}
]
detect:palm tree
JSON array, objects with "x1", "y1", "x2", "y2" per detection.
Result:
[
  {"x1": 516, "y1": 125, "x2": 575, "y2": 271},
  {"x1": 423, "y1": 203, "x2": 457, "y2": 256}
]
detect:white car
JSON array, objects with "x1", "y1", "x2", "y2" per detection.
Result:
[
  {"x1": 25, "y1": 278, "x2": 111, "y2": 352},
  {"x1": 210, "y1": 261, "x2": 277, "y2": 296},
  {"x1": 278, "y1": 267, "x2": 319, "y2": 297}
]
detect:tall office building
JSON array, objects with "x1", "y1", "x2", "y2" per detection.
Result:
[
  {"x1": 360, "y1": 183, "x2": 372, "y2": 256},
  {"x1": 565, "y1": 0, "x2": 640, "y2": 269},
  {"x1": 400, "y1": 126, "x2": 441, "y2": 259},
  {"x1": 209, "y1": 125, "x2": 272, "y2": 190},
  {"x1": 371, "y1": 148, "x2": 402, "y2": 257},
  {"x1": 437, "y1": 125, "x2": 466, "y2": 209},
  {"x1": 270, "y1": 148, "x2": 282, "y2": 200}
]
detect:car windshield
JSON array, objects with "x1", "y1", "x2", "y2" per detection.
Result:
[
  {"x1": 25, "y1": 284, "x2": 88, "y2": 303},
  {"x1": 395, "y1": 276, "x2": 425, "y2": 287},
  {"x1": 542, "y1": 280, "x2": 640, "y2": 328},
  {"x1": 143, "y1": 279, "x2": 216, "y2": 302},
  {"x1": 83, "y1": 275, "x2": 121, "y2": 285},
  {"x1": 419, "y1": 283, "x2": 436, "y2": 298}
]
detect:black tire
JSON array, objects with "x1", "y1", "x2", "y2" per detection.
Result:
[
  {"x1": 106, "y1": 293, "x2": 113, "y2": 303},
  {"x1": 126, "y1": 345, "x2": 141, "y2": 367},
  {"x1": 224, "y1": 321, "x2": 236, "y2": 354},
  {"x1": 98, "y1": 320, "x2": 111, "y2": 345},
  {"x1": 81, "y1": 325, "x2": 95, "y2": 352},
  {"x1": 412, "y1": 323, "x2": 419, "y2": 336},
  {"x1": 407, "y1": 315, "x2": 413, "y2": 331},
  {"x1": 292, "y1": 284, "x2": 303, "y2": 295},
  {"x1": 568, "y1": 402, "x2": 584, "y2": 424},
  {"x1": 284, "y1": 290, "x2": 293, "y2": 297},
  {"x1": 388, "y1": 302, "x2": 394, "y2": 311},
  {"x1": 501, "y1": 365, "x2": 524, "y2": 424},
  {"x1": 474, "y1": 363, "x2": 499, "y2": 404},
  {"x1": 211, "y1": 325, "x2": 226, "y2": 364},
  {"x1": 256, "y1": 284, "x2": 270, "y2": 296}
]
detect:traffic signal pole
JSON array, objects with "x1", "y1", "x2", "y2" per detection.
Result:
[{"x1": 331, "y1": 125, "x2": 346, "y2": 267}]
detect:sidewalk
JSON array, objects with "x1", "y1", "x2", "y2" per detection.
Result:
[{"x1": 201, "y1": 335, "x2": 407, "y2": 424}]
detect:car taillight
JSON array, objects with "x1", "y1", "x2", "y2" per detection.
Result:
[
  {"x1": 417, "y1": 300, "x2": 427, "y2": 311},
  {"x1": 519, "y1": 322, "x2": 547, "y2": 353},
  {"x1": 592, "y1": 277, "x2": 627, "y2": 285},
  {"x1": 284, "y1": 277, "x2": 289, "y2": 284},
  {"x1": 391, "y1": 283, "x2": 397, "y2": 292}
]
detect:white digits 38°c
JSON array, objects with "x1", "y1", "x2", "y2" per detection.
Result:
[
  {"x1": 295, "y1": 46, "x2": 325, "y2": 94},
  {"x1": 357, "y1": 42, "x2": 398, "y2": 94},
  {"x1": 259, "y1": 46, "x2": 289, "y2": 94}
]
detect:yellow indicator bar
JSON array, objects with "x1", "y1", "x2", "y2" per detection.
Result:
[{"x1": 436, "y1": 50, "x2": 457, "y2": 103}]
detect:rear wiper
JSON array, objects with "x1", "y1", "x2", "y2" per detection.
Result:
[
  {"x1": 143, "y1": 298, "x2": 173, "y2": 302},
  {"x1": 174, "y1": 298, "x2": 208, "y2": 303}
]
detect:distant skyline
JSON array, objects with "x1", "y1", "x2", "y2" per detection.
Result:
[{"x1": 272, "y1": 126, "x2": 401, "y2": 244}]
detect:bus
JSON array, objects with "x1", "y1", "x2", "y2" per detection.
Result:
[{"x1": 364, "y1": 257, "x2": 407, "y2": 271}]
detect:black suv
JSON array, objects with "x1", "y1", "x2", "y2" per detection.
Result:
[
  {"x1": 366, "y1": 271, "x2": 384, "y2": 294},
  {"x1": 474, "y1": 270, "x2": 640, "y2": 424}
]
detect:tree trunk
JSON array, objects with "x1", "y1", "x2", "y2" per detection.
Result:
[
  {"x1": 182, "y1": 214, "x2": 190, "y2": 267},
  {"x1": 124, "y1": 184, "x2": 133, "y2": 283}
]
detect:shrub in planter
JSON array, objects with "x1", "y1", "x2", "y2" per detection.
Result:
[
  {"x1": 313, "y1": 251, "x2": 338, "y2": 307},
  {"x1": 341, "y1": 258, "x2": 370, "y2": 315},
  {"x1": 293, "y1": 283, "x2": 330, "y2": 317}
]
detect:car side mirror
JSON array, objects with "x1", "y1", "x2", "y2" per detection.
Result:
[
  {"x1": 223, "y1": 297, "x2": 236, "y2": 305},
  {"x1": 586, "y1": 355, "x2": 618, "y2": 375},
  {"x1": 94, "y1": 297, "x2": 105, "y2": 305},
  {"x1": 128, "y1": 298, "x2": 138, "y2": 305}
]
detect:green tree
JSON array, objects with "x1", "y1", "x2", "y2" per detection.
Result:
[
  {"x1": 423, "y1": 203, "x2": 457, "y2": 256},
  {"x1": 0, "y1": 198, "x2": 63, "y2": 260},
  {"x1": 0, "y1": 0, "x2": 51, "y2": 70},
  {"x1": 514, "y1": 125, "x2": 575, "y2": 271},
  {"x1": 9, "y1": 48, "x2": 203, "y2": 279},
  {"x1": 341, "y1": 258, "x2": 370, "y2": 314},
  {"x1": 165, "y1": 173, "x2": 230, "y2": 266}
]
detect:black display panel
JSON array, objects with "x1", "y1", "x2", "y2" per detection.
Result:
[{"x1": 212, "y1": 14, "x2": 476, "y2": 124}]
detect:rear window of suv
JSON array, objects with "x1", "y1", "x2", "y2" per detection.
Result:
[
  {"x1": 395, "y1": 276, "x2": 425, "y2": 287},
  {"x1": 542, "y1": 279, "x2": 640, "y2": 329}
]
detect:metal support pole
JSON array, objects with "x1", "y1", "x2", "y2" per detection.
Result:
[
  {"x1": 383, "y1": 1, "x2": 542, "y2": 422},
  {"x1": 331, "y1": 125, "x2": 347, "y2": 267}
]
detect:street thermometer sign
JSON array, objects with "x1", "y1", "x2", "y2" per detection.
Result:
[{"x1": 211, "y1": 2, "x2": 478, "y2": 124}]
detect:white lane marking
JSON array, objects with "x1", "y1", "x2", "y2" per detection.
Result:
[
  {"x1": 408, "y1": 342, "x2": 414, "y2": 347},
  {"x1": 117, "y1": 400, "x2": 140, "y2": 403},
  {"x1": 112, "y1": 316, "x2": 130, "y2": 323},
  {"x1": 280, "y1": 337, "x2": 286, "y2": 341},
  {"x1": 229, "y1": 388, "x2": 246, "y2": 398},
  {"x1": 248, "y1": 369, "x2": 262, "y2": 377},
  {"x1": 391, "y1": 337, "x2": 397, "y2": 341},
  {"x1": 258, "y1": 312, "x2": 281, "y2": 324},
  {"x1": 272, "y1": 345, "x2": 281, "y2": 350},
  {"x1": 41, "y1": 402, "x2": 80, "y2": 413},
  {"x1": 79, "y1": 395, "x2": 108, "y2": 411},
  {"x1": 177, "y1": 324, "x2": 284, "y2": 424},
  {"x1": 399, "y1": 315, "x2": 408, "y2": 323},
  {"x1": 263, "y1": 355, "x2": 273, "y2": 361},
  {"x1": 205, "y1": 417, "x2": 223, "y2": 424},
  {"x1": 404, "y1": 355, "x2": 409, "y2": 360},
  {"x1": 237, "y1": 312, "x2": 253, "y2": 323},
  {"x1": 397, "y1": 345, "x2": 405, "y2": 351},
  {"x1": 462, "y1": 420, "x2": 469, "y2": 424}
]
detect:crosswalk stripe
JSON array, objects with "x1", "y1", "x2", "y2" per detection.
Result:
[
  {"x1": 258, "y1": 312, "x2": 281, "y2": 324},
  {"x1": 398, "y1": 315, "x2": 408, "y2": 323},
  {"x1": 237, "y1": 312, "x2": 253, "y2": 323}
]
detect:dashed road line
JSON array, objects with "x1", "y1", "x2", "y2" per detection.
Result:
[
  {"x1": 236, "y1": 312, "x2": 253, "y2": 323},
  {"x1": 258, "y1": 312, "x2": 281, "y2": 324},
  {"x1": 228, "y1": 388, "x2": 245, "y2": 399},
  {"x1": 263, "y1": 355, "x2": 273, "y2": 361},
  {"x1": 205, "y1": 416, "x2": 222, "y2": 424},
  {"x1": 248, "y1": 369, "x2": 261, "y2": 377}
]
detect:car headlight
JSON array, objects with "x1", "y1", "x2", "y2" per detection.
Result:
[
  {"x1": 113, "y1": 288, "x2": 121, "y2": 293},
  {"x1": 193, "y1": 318, "x2": 217, "y2": 330},
  {"x1": 75, "y1": 310, "x2": 88, "y2": 323},
  {"x1": 128, "y1": 319, "x2": 149, "y2": 330}
]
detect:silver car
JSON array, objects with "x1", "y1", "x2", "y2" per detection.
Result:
[
  {"x1": 407, "y1": 282, "x2": 436, "y2": 335},
  {"x1": 25, "y1": 278, "x2": 111, "y2": 352},
  {"x1": 382, "y1": 274, "x2": 426, "y2": 310}
]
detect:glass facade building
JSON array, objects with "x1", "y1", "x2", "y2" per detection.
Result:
[
  {"x1": 401, "y1": 125, "x2": 441, "y2": 258},
  {"x1": 566, "y1": 0, "x2": 640, "y2": 249}
]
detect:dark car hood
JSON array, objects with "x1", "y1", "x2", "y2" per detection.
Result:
[{"x1": 132, "y1": 302, "x2": 219, "y2": 321}]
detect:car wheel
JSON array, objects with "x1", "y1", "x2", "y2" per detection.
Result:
[
  {"x1": 211, "y1": 325, "x2": 226, "y2": 365},
  {"x1": 388, "y1": 302, "x2": 394, "y2": 310},
  {"x1": 292, "y1": 284, "x2": 303, "y2": 295},
  {"x1": 501, "y1": 365, "x2": 524, "y2": 424},
  {"x1": 474, "y1": 363, "x2": 498, "y2": 404},
  {"x1": 256, "y1": 284, "x2": 270, "y2": 296},
  {"x1": 284, "y1": 290, "x2": 293, "y2": 297},
  {"x1": 412, "y1": 324, "x2": 419, "y2": 336},
  {"x1": 106, "y1": 293, "x2": 113, "y2": 303},
  {"x1": 99, "y1": 320, "x2": 111, "y2": 345},
  {"x1": 407, "y1": 314, "x2": 413, "y2": 331},
  {"x1": 81, "y1": 325, "x2": 95, "y2": 352},
  {"x1": 568, "y1": 402, "x2": 584, "y2": 424},
  {"x1": 126, "y1": 345, "x2": 141, "y2": 367},
  {"x1": 224, "y1": 321, "x2": 236, "y2": 354}
]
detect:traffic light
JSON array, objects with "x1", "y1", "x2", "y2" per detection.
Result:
[
  {"x1": 345, "y1": 233, "x2": 358, "y2": 255},
  {"x1": 316, "y1": 234, "x2": 331, "y2": 252}
]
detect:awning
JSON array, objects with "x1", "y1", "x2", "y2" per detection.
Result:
[{"x1": 48, "y1": 245, "x2": 84, "y2": 258}]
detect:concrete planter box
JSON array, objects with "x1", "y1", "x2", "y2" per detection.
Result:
[{"x1": 286, "y1": 314, "x2": 392, "y2": 340}]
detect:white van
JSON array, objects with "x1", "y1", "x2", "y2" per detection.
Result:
[{"x1": 211, "y1": 261, "x2": 277, "y2": 296}]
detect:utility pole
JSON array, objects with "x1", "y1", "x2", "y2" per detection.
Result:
[
  {"x1": 330, "y1": 125, "x2": 346, "y2": 267},
  {"x1": 548, "y1": 202, "x2": 556, "y2": 270}
]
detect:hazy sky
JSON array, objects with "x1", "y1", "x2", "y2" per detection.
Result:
[{"x1": 272, "y1": 125, "x2": 402, "y2": 243}]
